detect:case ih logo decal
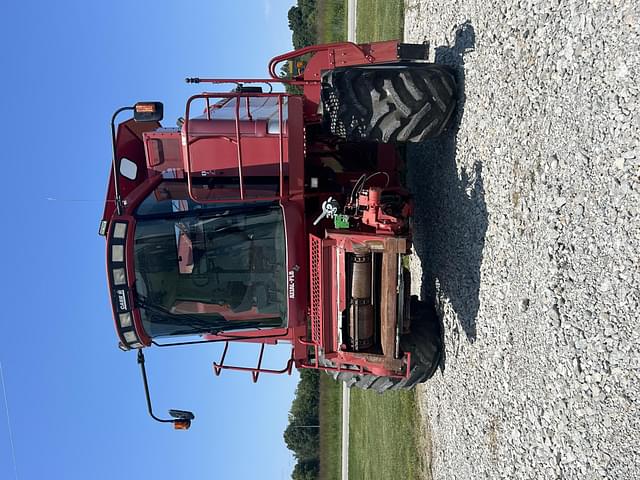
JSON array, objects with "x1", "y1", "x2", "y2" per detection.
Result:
[{"x1": 116, "y1": 289, "x2": 128, "y2": 311}]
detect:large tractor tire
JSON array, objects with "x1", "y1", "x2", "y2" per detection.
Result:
[
  {"x1": 321, "y1": 64, "x2": 457, "y2": 143},
  {"x1": 327, "y1": 296, "x2": 443, "y2": 393}
]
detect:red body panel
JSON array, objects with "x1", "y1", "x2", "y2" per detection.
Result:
[
  {"x1": 103, "y1": 40, "x2": 419, "y2": 381},
  {"x1": 102, "y1": 120, "x2": 158, "y2": 223}
]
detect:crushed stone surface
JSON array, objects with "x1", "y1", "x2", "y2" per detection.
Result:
[{"x1": 404, "y1": 0, "x2": 640, "y2": 478}]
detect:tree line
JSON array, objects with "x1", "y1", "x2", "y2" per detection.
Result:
[
  {"x1": 288, "y1": 0, "x2": 318, "y2": 49},
  {"x1": 282, "y1": 0, "x2": 319, "y2": 94},
  {"x1": 284, "y1": 369, "x2": 321, "y2": 480}
]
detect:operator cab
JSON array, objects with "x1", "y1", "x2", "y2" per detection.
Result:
[
  {"x1": 133, "y1": 180, "x2": 287, "y2": 338},
  {"x1": 106, "y1": 178, "x2": 289, "y2": 350},
  {"x1": 103, "y1": 94, "x2": 304, "y2": 350}
]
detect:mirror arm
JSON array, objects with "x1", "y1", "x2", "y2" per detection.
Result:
[
  {"x1": 137, "y1": 349, "x2": 195, "y2": 431},
  {"x1": 137, "y1": 349, "x2": 175, "y2": 424},
  {"x1": 110, "y1": 106, "x2": 135, "y2": 216}
]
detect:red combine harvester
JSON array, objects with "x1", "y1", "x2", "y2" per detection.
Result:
[{"x1": 101, "y1": 40, "x2": 456, "y2": 429}]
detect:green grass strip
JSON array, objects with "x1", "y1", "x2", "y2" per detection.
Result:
[
  {"x1": 317, "y1": 0, "x2": 349, "y2": 43},
  {"x1": 349, "y1": 388, "x2": 423, "y2": 480},
  {"x1": 319, "y1": 375, "x2": 343, "y2": 480},
  {"x1": 356, "y1": 0, "x2": 404, "y2": 42}
]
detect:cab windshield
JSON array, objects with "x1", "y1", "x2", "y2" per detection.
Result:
[{"x1": 133, "y1": 181, "x2": 287, "y2": 338}]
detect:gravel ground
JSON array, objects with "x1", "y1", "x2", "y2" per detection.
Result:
[{"x1": 403, "y1": 0, "x2": 640, "y2": 478}]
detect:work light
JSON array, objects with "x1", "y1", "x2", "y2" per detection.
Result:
[
  {"x1": 113, "y1": 268, "x2": 126, "y2": 285},
  {"x1": 113, "y1": 222, "x2": 127, "y2": 239},
  {"x1": 112, "y1": 245, "x2": 124, "y2": 262},
  {"x1": 119, "y1": 312, "x2": 132, "y2": 329},
  {"x1": 123, "y1": 331, "x2": 138, "y2": 344},
  {"x1": 134, "y1": 102, "x2": 164, "y2": 122}
]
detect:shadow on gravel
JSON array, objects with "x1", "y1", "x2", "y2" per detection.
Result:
[{"x1": 408, "y1": 22, "x2": 487, "y2": 355}]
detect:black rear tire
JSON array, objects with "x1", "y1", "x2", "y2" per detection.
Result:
[{"x1": 321, "y1": 64, "x2": 457, "y2": 143}]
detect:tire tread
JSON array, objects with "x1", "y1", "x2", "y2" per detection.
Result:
[{"x1": 321, "y1": 64, "x2": 457, "y2": 142}]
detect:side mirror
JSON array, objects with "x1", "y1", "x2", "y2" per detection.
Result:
[
  {"x1": 169, "y1": 409, "x2": 195, "y2": 420},
  {"x1": 134, "y1": 102, "x2": 164, "y2": 122},
  {"x1": 169, "y1": 409, "x2": 195, "y2": 430}
]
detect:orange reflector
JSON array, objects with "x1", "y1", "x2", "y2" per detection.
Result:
[
  {"x1": 173, "y1": 420, "x2": 191, "y2": 430},
  {"x1": 136, "y1": 103, "x2": 156, "y2": 113}
]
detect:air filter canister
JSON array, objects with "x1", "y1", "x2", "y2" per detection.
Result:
[{"x1": 349, "y1": 252, "x2": 374, "y2": 350}]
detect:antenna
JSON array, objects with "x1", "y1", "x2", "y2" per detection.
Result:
[{"x1": 0, "y1": 361, "x2": 19, "y2": 480}]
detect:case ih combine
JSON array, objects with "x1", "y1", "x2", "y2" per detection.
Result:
[{"x1": 101, "y1": 40, "x2": 456, "y2": 429}]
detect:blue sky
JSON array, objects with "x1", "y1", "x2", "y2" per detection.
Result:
[{"x1": 0, "y1": 1, "x2": 302, "y2": 478}]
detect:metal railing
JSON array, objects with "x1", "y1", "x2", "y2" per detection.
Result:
[
  {"x1": 267, "y1": 42, "x2": 374, "y2": 79},
  {"x1": 182, "y1": 91, "x2": 292, "y2": 205},
  {"x1": 213, "y1": 342, "x2": 295, "y2": 383}
]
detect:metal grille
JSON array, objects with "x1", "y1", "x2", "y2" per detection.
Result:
[{"x1": 310, "y1": 235, "x2": 323, "y2": 345}]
